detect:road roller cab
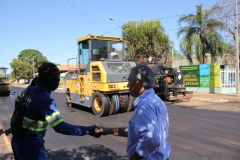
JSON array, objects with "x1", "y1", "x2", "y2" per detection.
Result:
[
  {"x1": 0, "y1": 68, "x2": 10, "y2": 97},
  {"x1": 64, "y1": 34, "x2": 135, "y2": 117}
]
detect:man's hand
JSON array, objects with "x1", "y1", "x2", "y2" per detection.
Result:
[
  {"x1": 130, "y1": 152, "x2": 143, "y2": 160},
  {"x1": 98, "y1": 127, "x2": 112, "y2": 135},
  {"x1": 99, "y1": 127, "x2": 128, "y2": 137},
  {"x1": 89, "y1": 125, "x2": 103, "y2": 138}
]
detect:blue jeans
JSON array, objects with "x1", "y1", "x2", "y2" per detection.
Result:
[{"x1": 11, "y1": 136, "x2": 48, "y2": 160}]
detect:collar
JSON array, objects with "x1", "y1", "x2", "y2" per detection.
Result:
[
  {"x1": 132, "y1": 88, "x2": 155, "y2": 109},
  {"x1": 37, "y1": 83, "x2": 51, "y2": 93}
]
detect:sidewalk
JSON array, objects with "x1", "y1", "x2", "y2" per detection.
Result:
[
  {"x1": 1, "y1": 84, "x2": 240, "y2": 159},
  {"x1": 191, "y1": 92, "x2": 240, "y2": 103}
]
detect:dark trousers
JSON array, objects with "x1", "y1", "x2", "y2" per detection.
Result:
[{"x1": 11, "y1": 136, "x2": 48, "y2": 160}]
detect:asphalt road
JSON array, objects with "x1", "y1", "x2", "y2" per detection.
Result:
[{"x1": 0, "y1": 86, "x2": 239, "y2": 160}]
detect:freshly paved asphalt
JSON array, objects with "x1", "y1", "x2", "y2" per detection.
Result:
[{"x1": 1, "y1": 83, "x2": 240, "y2": 160}]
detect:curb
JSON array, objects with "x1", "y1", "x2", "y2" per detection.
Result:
[
  {"x1": 224, "y1": 99, "x2": 240, "y2": 103},
  {"x1": 191, "y1": 97, "x2": 229, "y2": 102},
  {"x1": 191, "y1": 97, "x2": 240, "y2": 103}
]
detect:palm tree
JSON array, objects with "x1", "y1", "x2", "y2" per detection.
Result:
[{"x1": 178, "y1": 4, "x2": 225, "y2": 64}]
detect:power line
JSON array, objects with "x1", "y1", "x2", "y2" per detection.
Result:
[
  {"x1": 57, "y1": 59, "x2": 72, "y2": 64},
  {"x1": 165, "y1": 27, "x2": 182, "y2": 32},
  {"x1": 45, "y1": 45, "x2": 77, "y2": 57},
  {"x1": 164, "y1": 0, "x2": 239, "y2": 10},
  {"x1": 159, "y1": 4, "x2": 238, "y2": 20},
  {"x1": 39, "y1": 3, "x2": 240, "y2": 60},
  {"x1": 48, "y1": 13, "x2": 238, "y2": 57},
  {"x1": 65, "y1": 0, "x2": 104, "y2": 31},
  {"x1": 165, "y1": 14, "x2": 239, "y2": 32},
  {"x1": 102, "y1": 27, "x2": 120, "y2": 35},
  {"x1": 164, "y1": 0, "x2": 195, "y2": 10}
]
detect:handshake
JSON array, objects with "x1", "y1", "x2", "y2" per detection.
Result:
[
  {"x1": 89, "y1": 125, "x2": 111, "y2": 138},
  {"x1": 89, "y1": 125, "x2": 127, "y2": 138}
]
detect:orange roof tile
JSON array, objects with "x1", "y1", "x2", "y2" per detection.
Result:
[{"x1": 57, "y1": 64, "x2": 77, "y2": 71}]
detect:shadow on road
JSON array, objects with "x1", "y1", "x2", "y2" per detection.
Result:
[
  {"x1": 71, "y1": 104, "x2": 94, "y2": 115},
  {"x1": 0, "y1": 153, "x2": 13, "y2": 160},
  {"x1": 47, "y1": 144, "x2": 128, "y2": 160},
  {"x1": 0, "y1": 144, "x2": 128, "y2": 160}
]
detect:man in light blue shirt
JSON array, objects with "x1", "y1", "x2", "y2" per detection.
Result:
[
  {"x1": 101, "y1": 64, "x2": 171, "y2": 160},
  {"x1": 108, "y1": 47, "x2": 119, "y2": 59}
]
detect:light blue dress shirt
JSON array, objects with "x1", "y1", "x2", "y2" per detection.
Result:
[
  {"x1": 126, "y1": 88, "x2": 171, "y2": 160},
  {"x1": 109, "y1": 51, "x2": 118, "y2": 58}
]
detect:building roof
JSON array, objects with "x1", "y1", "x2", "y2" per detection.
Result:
[
  {"x1": 76, "y1": 34, "x2": 126, "y2": 43},
  {"x1": 57, "y1": 64, "x2": 77, "y2": 72},
  {"x1": 33, "y1": 64, "x2": 83, "y2": 77}
]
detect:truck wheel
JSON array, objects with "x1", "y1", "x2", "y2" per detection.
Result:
[
  {"x1": 119, "y1": 95, "x2": 129, "y2": 113},
  {"x1": 65, "y1": 90, "x2": 72, "y2": 107},
  {"x1": 109, "y1": 95, "x2": 120, "y2": 115},
  {"x1": 0, "y1": 85, "x2": 10, "y2": 97},
  {"x1": 163, "y1": 81, "x2": 169, "y2": 101},
  {"x1": 92, "y1": 92, "x2": 110, "y2": 117},
  {"x1": 66, "y1": 100, "x2": 72, "y2": 107}
]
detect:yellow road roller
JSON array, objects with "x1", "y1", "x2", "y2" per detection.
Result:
[
  {"x1": 64, "y1": 34, "x2": 135, "y2": 117},
  {"x1": 0, "y1": 68, "x2": 10, "y2": 97}
]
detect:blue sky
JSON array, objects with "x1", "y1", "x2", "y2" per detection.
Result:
[{"x1": 1, "y1": 0, "x2": 217, "y2": 74}]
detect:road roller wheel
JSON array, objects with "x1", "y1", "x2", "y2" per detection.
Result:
[
  {"x1": 92, "y1": 92, "x2": 110, "y2": 117},
  {"x1": 65, "y1": 89, "x2": 72, "y2": 107},
  {"x1": 119, "y1": 95, "x2": 129, "y2": 113},
  {"x1": 109, "y1": 95, "x2": 120, "y2": 115}
]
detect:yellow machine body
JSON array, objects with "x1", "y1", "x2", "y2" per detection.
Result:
[{"x1": 64, "y1": 34, "x2": 135, "y2": 116}]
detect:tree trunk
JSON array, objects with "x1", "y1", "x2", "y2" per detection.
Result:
[{"x1": 201, "y1": 38, "x2": 207, "y2": 64}]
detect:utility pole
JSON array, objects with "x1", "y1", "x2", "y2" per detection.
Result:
[
  {"x1": 235, "y1": 0, "x2": 239, "y2": 96},
  {"x1": 172, "y1": 49, "x2": 174, "y2": 68}
]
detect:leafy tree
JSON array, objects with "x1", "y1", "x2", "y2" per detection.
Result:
[
  {"x1": 221, "y1": 42, "x2": 235, "y2": 67},
  {"x1": 178, "y1": 4, "x2": 225, "y2": 64},
  {"x1": 172, "y1": 50, "x2": 185, "y2": 60},
  {"x1": 122, "y1": 20, "x2": 172, "y2": 63},
  {"x1": 222, "y1": 42, "x2": 235, "y2": 55},
  {"x1": 210, "y1": 0, "x2": 239, "y2": 68},
  {"x1": 10, "y1": 59, "x2": 33, "y2": 82},
  {"x1": 7, "y1": 72, "x2": 13, "y2": 81},
  {"x1": 0, "y1": 73, "x2": 4, "y2": 78},
  {"x1": 18, "y1": 49, "x2": 48, "y2": 73},
  {"x1": 210, "y1": 0, "x2": 239, "y2": 43}
]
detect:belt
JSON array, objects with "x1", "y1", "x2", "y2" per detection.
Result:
[
  {"x1": 129, "y1": 153, "x2": 143, "y2": 160},
  {"x1": 129, "y1": 154, "x2": 169, "y2": 160}
]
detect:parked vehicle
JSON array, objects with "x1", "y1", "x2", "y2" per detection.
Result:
[
  {"x1": 0, "y1": 68, "x2": 10, "y2": 97},
  {"x1": 147, "y1": 62, "x2": 193, "y2": 101}
]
